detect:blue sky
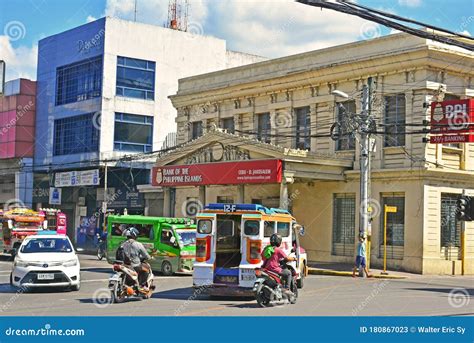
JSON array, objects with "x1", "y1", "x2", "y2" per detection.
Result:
[{"x1": 1, "y1": 0, "x2": 472, "y2": 81}]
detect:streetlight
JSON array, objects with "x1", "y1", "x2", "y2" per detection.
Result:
[{"x1": 331, "y1": 90, "x2": 349, "y2": 99}]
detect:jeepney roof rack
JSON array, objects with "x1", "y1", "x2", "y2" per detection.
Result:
[{"x1": 270, "y1": 208, "x2": 291, "y2": 215}]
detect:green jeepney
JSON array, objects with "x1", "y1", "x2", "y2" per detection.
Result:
[{"x1": 106, "y1": 215, "x2": 196, "y2": 275}]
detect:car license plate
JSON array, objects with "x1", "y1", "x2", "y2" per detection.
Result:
[{"x1": 37, "y1": 273, "x2": 54, "y2": 280}]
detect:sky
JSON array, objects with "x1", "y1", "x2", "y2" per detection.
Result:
[{"x1": 0, "y1": 0, "x2": 473, "y2": 81}]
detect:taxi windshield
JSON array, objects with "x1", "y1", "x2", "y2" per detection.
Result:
[
  {"x1": 176, "y1": 230, "x2": 196, "y2": 247},
  {"x1": 21, "y1": 238, "x2": 73, "y2": 253}
]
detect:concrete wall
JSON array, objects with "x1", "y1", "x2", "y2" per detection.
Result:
[{"x1": 35, "y1": 18, "x2": 105, "y2": 167}]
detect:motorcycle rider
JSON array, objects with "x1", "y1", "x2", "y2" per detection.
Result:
[
  {"x1": 118, "y1": 227, "x2": 151, "y2": 290},
  {"x1": 262, "y1": 233, "x2": 296, "y2": 293}
]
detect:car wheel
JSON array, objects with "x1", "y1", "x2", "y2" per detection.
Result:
[
  {"x1": 297, "y1": 262, "x2": 305, "y2": 289},
  {"x1": 161, "y1": 261, "x2": 173, "y2": 276}
]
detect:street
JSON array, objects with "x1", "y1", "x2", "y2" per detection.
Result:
[{"x1": 0, "y1": 255, "x2": 472, "y2": 316}]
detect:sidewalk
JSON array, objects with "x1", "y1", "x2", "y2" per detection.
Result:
[{"x1": 307, "y1": 261, "x2": 412, "y2": 279}]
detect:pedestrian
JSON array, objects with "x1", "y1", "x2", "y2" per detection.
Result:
[{"x1": 352, "y1": 233, "x2": 372, "y2": 278}]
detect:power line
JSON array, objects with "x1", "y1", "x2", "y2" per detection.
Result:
[{"x1": 296, "y1": 0, "x2": 474, "y2": 50}]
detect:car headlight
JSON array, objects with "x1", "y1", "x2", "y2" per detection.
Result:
[
  {"x1": 63, "y1": 259, "x2": 78, "y2": 267},
  {"x1": 14, "y1": 259, "x2": 30, "y2": 268}
]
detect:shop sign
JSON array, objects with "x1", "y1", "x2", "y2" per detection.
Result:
[
  {"x1": 152, "y1": 159, "x2": 282, "y2": 187},
  {"x1": 430, "y1": 99, "x2": 474, "y2": 144},
  {"x1": 108, "y1": 187, "x2": 144, "y2": 209},
  {"x1": 49, "y1": 187, "x2": 62, "y2": 205},
  {"x1": 55, "y1": 169, "x2": 100, "y2": 187}
]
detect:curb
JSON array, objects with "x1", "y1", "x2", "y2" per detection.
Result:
[{"x1": 308, "y1": 267, "x2": 407, "y2": 279}]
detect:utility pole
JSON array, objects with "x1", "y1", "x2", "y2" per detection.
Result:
[
  {"x1": 102, "y1": 161, "x2": 108, "y2": 232},
  {"x1": 330, "y1": 77, "x2": 376, "y2": 239},
  {"x1": 359, "y1": 77, "x2": 374, "y2": 237}
]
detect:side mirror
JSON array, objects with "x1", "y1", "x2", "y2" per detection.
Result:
[
  {"x1": 170, "y1": 236, "x2": 176, "y2": 244},
  {"x1": 43, "y1": 220, "x2": 48, "y2": 230},
  {"x1": 7, "y1": 220, "x2": 13, "y2": 229}
]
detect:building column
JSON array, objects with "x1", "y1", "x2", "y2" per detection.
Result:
[
  {"x1": 163, "y1": 187, "x2": 171, "y2": 217},
  {"x1": 237, "y1": 185, "x2": 245, "y2": 203},
  {"x1": 279, "y1": 179, "x2": 288, "y2": 210},
  {"x1": 199, "y1": 186, "x2": 206, "y2": 207}
]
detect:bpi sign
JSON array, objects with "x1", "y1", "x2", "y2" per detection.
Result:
[{"x1": 430, "y1": 99, "x2": 474, "y2": 143}]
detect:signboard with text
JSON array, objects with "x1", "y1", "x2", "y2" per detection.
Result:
[
  {"x1": 55, "y1": 169, "x2": 100, "y2": 187},
  {"x1": 49, "y1": 187, "x2": 62, "y2": 205},
  {"x1": 152, "y1": 159, "x2": 282, "y2": 187},
  {"x1": 430, "y1": 99, "x2": 473, "y2": 144}
]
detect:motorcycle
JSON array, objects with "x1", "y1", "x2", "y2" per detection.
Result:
[
  {"x1": 253, "y1": 253, "x2": 298, "y2": 307},
  {"x1": 108, "y1": 259, "x2": 155, "y2": 303},
  {"x1": 96, "y1": 233, "x2": 106, "y2": 260}
]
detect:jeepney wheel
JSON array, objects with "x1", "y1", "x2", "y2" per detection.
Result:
[
  {"x1": 297, "y1": 262, "x2": 305, "y2": 289},
  {"x1": 161, "y1": 261, "x2": 173, "y2": 276}
]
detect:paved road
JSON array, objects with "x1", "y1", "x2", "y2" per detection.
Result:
[{"x1": 0, "y1": 255, "x2": 472, "y2": 316}]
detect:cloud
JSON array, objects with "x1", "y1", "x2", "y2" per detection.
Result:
[
  {"x1": 86, "y1": 15, "x2": 97, "y2": 23},
  {"x1": 459, "y1": 30, "x2": 471, "y2": 36},
  {"x1": 0, "y1": 36, "x2": 37, "y2": 81},
  {"x1": 104, "y1": 0, "x2": 383, "y2": 58},
  {"x1": 398, "y1": 0, "x2": 422, "y2": 7},
  {"x1": 206, "y1": 0, "x2": 383, "y2": 57}
]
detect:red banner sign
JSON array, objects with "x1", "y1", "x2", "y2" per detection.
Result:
[
  {"x1": 152, "y1": 160, "x2": 282, "y2": 187},
  {"x1": 430, "y1": 99, "x2": 474, "y2": 134}
]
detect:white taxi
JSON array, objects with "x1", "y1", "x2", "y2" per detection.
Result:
[{"x1": 10, "y1": 234, "x2": 81, "y2": 291}]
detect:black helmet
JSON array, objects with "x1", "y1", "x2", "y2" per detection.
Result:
[{"x1": 270, "y1": 233, "x2": 282, "y2": 247}]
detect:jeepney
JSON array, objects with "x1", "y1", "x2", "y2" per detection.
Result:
[
  {"x1": 106, "y1": 215, "x2": 196, "y2": 275},
  {"x1": 0, "y1": 208, "x2": 47, "y2": 257},
  {"x1": 193, "y1": 203, "x2": 307, "y2": 296},
  {"x1": 39, "y1": 208, "x2": 67, "y2": 235}
]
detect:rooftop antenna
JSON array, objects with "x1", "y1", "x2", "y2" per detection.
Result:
[
  {"x1": 166, "y1": 0, "x2": 189, "y2": 31},
  {"x1": 134, "y1": 0, "x2": 137, "y2": 22}
]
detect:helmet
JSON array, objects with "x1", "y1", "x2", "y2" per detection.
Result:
[
  {"x1": 270, "y1": 233, "x2": 282, "y2": 247},
  {"x1": 125, "y1": 227, "x2": 139, "y2": 239}
]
